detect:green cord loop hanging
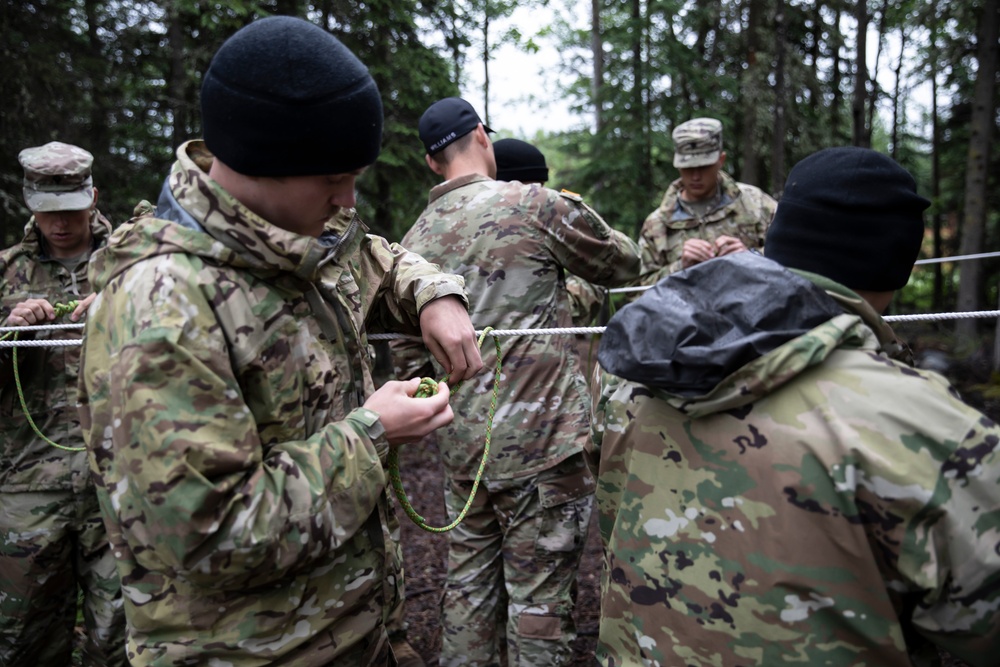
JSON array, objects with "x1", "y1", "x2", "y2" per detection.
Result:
[
  {"x1": 5, "y1": 301, "x2": 86, "y2": 452},
  {"x1": 387, "y1": 327, "x2": 502, "y2": 533}
]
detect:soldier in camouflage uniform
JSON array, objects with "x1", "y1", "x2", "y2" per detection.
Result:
[
  {"x1": 77, "y1": 17, "x2": 482, "y2": 667},
  {"x1": 394, "y1": 98, "x2": 641, "y2": 666},
  {"x1": 638, "y1": 118, "x2": 776, "y2": 284},
  {"x1": 0, "y1": 142, "x2": 126, "y2": 666},
  {"x1": 493, "y1": 137, "x2": 607, "y2": 373},
  {"x1": 590, "y1": 147, "x2": 1000, "y2": 666}
]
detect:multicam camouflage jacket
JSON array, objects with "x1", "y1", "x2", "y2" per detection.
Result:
[
  {"x1": 638, "y1": 171, "x2": 776, "y2": 283},
  {"x1": 0, "y1": 212, "x2": 111, "y2": 492},
  {"x1": 589, "y1": 252, "x2": 1000, "y2": 667},
  {"x1": 394, "y1": 174, "x2": 641, "y2": 480},
  {"x1": 77, "y1": 141, "x2": 468, "y2": 666}
]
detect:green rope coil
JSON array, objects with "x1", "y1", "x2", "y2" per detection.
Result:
[
  {"x1": 387, "y1": 327, "x2": 503, "y2": 533},
  {"x1": 7, "y1": 301, "x2": 86, "y2": 452}
]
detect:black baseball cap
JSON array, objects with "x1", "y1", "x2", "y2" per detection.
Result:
[{"x1": 419, "y1": 97, "x2": 494, "y2": 155}]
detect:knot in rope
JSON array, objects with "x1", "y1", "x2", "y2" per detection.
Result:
[
  {"x1": 387, "y1": 327, "x2": 502, "y2": 533},
  {"x1": 412, "y1": 376, "x2": 443, "y2": 399},
  {"x1": 7, "y1": 301, "x2": 86, "y2": 452}
]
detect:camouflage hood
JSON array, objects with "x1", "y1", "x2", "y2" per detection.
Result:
[
  {"x1": 598, "y1": 251, "x2": 883, "y2": 416},
  {"x1": 89, "y1": 141, "x2": 357, "y2": 291}
]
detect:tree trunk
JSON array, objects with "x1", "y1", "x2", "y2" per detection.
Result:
[
  {"x1": 890, "y1": 27, "x2": 906, "y2": 160},
  {"x1": 631, "y1": 0, "x2": 649, "y2": 185},
  {"x1": 273, "y1": 0, "x2": 303, "y2": 16},
  {"x1": 831, "y1": 7, "x2": 844, "y2": 141},
  {"x1": 930, "y1": 19, "x2": 944, "y2": 311},
  {"x1": 320, "y1": 0, "x2": 331, "y2": 30},
  {"x1": 482, "y1": 14, "x2": 491, "y2": 125},
  {"x1": 167, "y1": 0, "x2": 187, "y2": 151},
  {"x1": 739, "y1": 0, "x2": 762, "y2": 187},
  {"x1": 770, "y1": 0, "x2": 787, "y2": 194},
  {"x1": 852, "y1": 0, "x2": 868, "y2": 147},
  {"x1": 956, "y1": 0, "x2": 1000, "y2": 342},
  {"x1": 804, "y1": 0, "x2": 825, "y2": 149},
  {"x1": 592, "y1": 0, "x2": 604, "y2": 133},
  {"x1": 865, "y1": 0, "x2": 889, "y2": 143},
  {"x1": 84, "y1": 0, "x2": 109, "y2": 157}
]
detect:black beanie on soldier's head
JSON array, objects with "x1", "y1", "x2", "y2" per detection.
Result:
[
  {"x1": 201, "y1": 16, "x2": 383, "y2": 177},
  {"x1": 494, "y1": 138, "x2": 549, "y2": 184},
  {"x1": 765, "y1": 146, "x2": 930, "y2": 291}
]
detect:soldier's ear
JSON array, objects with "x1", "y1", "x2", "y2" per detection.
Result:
[
  {"x1": 425, "y1": 153, "x2": 445, "y2": 176},
  {"x1": 91, "y1": 187, "x2": 99, "y2": 209}
]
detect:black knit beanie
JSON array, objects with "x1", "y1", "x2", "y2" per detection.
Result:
[
  {"x1": 494, "y1": 138, "x2": 549, "y2": 184},
  {"x1": 201, "y1": 16, "x2": 383, "y2": 177},
  {"x1": 765, "y1": 146, "x2": 930, "y2": 291}
]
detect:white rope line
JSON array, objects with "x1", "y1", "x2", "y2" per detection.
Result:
[
  {"x1": 914, "y1": 251, "x2": 1000, "y2": 265},
  {"x1": 366, "y1": 311, "x2": 1000, "y2": 341},
  {"x1": 607, "y1": 285, "x2": 649, "y2": 294},
  {"x1": 0, "y1": 339, "x2": 83, "y2": 348},
  {"x1": 885, "y1": 310, "x2": 1000, "y2": 322},
  {"x1": 0, "y1": 322, "x2": 85, "y2": 334},
  {"x1": 608, "y1": 251, "x2": 1000, "y2": 294},
  {"x1": 4, "y1": 311, "x2": 998, "y2": 348}
]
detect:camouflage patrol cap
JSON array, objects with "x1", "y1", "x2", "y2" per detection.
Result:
[
  {"x1": 18, "y1": 141, "x2": 96, "y2": 212},
  {"x1": 672, "y1": 118, "x2": 723, "y2": 169}
]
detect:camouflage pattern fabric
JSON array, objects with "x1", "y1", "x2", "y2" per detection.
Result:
[
  {"x1": 393, "y1": 174, "x2": 640, "y2": 665},
  {"x1": 590, "y1": 255, "x2": 1000, "y2": 667},
  {"x1": 0, "y1": 490, "x2": 125, "y2": 667},
  {"x1": 395, "y1": 174, "x2": 641, "y2": 481},
  {"x1": 0, "y1": 211, "x2": 125, "y2": 666},
  {"x1": 671, "y1": 118, "x2": 723, "y2": 169},
  {"x1": 565, "y1": 274, "x2": 606, "y2": 329},
  {"x1": 18, "y1": 141, "x2": 96, "y2": 213},
  {"x1": 77, "y1": 140, "x2": 468, "y2": 666},
  {"x1": 439, "y1": 453, "x2": 594, "y2": 667},
  {"x1": 0, "y1": 213, "x2": 111, "y2": 492},
  {"x1": 638, "y1": 170, "x2": 776, "y2": 283},
  {"x1": 564, "y1": 275, "x2": 605, "y2": 388}
]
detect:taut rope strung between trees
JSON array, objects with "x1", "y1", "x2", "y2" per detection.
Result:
[
  {"x1": 4, "y1": 309, "x2": 1000, "y2": 349},
  {"x1": 6, "y1": 305, "x2": 1000, "y2": 528}
]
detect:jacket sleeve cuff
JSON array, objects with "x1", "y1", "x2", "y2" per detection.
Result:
[
  {"x1": 346, "y1": 407, "x2": 389, "y2": 459},
  {"x1": 415, "y1": 276, "x2": 468, "y2": 314}
]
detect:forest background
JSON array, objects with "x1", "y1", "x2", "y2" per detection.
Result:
[{"x1": 2, "y1": 0, "x2": 999, "y2": 373}]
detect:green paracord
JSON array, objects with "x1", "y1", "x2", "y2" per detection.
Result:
[
  {"x1": 387, "y1": 327, "x2": 502, "y2": 533},
  {"x1": 1, "y1": 301, "x2": 86, "y2": 452}
]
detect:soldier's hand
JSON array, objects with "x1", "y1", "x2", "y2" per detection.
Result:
[
  {"x1": 680, "y1": 238, "x2": 715, "y2": 269},
  {"x1": 419, "y1": 296, "x2": 484, "y2": 383},
  {"x1": 714, "y1": 235, "x2": 748, "y2": 257},
  {"x1": 70, "y1": 293, "x2": 98, "y2": 322},
  {"x1": 364, "y1": 378, "x2": 454, "y2": 445},
  {"x1": 5, "y1": 298, "x2": 56, "y2": 327}
]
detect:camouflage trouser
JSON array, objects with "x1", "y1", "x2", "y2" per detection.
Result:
[
  {"x1": 0, "y1": 489, "x2": 126, "y2": 667},
  {"x1": 439, "y1": 453, "x2": 594, "y2": 667},
  {"x1": 384, "y1": 499, "x2": 410, "y2": 642}
]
